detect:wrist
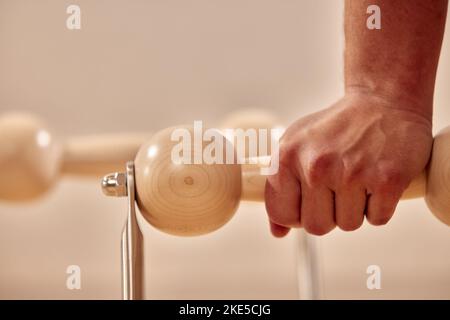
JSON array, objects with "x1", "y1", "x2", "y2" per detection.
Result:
[{"x1": 344, "y1": 84, "x2": 433, "y2": 122}]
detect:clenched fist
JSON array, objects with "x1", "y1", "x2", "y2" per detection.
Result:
[{"x1": 265, "y1": 93, "x2": 433, "y2": 236}]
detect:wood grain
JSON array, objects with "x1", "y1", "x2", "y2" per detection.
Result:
[{"x1": 133, "y1": 125, "x2": 450, "y2": 236}]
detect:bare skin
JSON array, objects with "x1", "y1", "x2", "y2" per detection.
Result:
[{"x1": 265, "y1": 0, "x2": 448, "y2": 237}]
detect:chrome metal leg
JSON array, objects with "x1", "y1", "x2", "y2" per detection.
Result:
[
  {"x1": 296, "y1": 230, "x2": 321, "y2": 300},
  {"x1": 102, "y1": 161, "x2": 144, "y2": 300}
]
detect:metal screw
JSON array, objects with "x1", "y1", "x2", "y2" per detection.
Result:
[{"x1": 102, "y1": 172, "x2": 127, "y2": 197}]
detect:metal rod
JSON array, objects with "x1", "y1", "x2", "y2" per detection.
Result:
[
  {"x1": 296, "y1": 230, "x2": 321, "y2": 300},
  {"x1": 121, "y1": 162, "x2": 144, "y2": 300}
]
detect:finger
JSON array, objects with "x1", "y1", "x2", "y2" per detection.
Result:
[
  {"x1": 365, "y1": 170, "x2": 407, "y2": 226},
  {"x1": 269, "y1": 221, "x2": 291, "y2": 237},
  {"x1": 365, "y1": 190, "x2": 402, "y2": 226},
  {"x1": 335, "y1": 187, "x2": 366, "y2": 231},
  {"x1": 364, "y1": 162, "x2": 413, "y2": 226},
  {"x1": 265, "y1": 163, "x2": 302, "y2": 228},
  {"x1": 301, "y1": 185, "x2": 336, "y2": 235}
]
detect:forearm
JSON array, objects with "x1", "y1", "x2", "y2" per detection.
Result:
[{"x1": 344, "y1": 0, "x2": 448, "y2": 119}]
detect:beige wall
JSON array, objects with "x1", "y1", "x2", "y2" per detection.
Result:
[{"x1": 0, "y1": 0, "x2": 450, "y2": 299}]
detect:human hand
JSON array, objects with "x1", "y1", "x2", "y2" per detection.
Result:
[{"x1": 265, "y1": 93, "x2": 433, "y2": 236}]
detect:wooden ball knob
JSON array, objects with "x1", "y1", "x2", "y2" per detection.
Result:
[
  {"x1": 0, "y1": 113, "x2": 61, "y2": 201},
  {"x1": 425, "y1": 126, "x2": 450, "y2": 226},
  {"x1": 134, "y1": 126, "x2": 242, "y2": 236}
]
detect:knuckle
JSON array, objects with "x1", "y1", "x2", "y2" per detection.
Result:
[
  {"x1": 340, "y1": 157, "x2": 365, "y2": 185},
  {"x1": 374, "y1": 168, "x2": 405, "y2": 193},
  {"x1": 278, "y1": 144, "x2": 298, "y2": 167},
  {"x1": 305, "y1": 151, "x2": 335, "y2": 185},
  {"x1": 342, "y1": 166, "x2": 364, "y2": 185}
]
